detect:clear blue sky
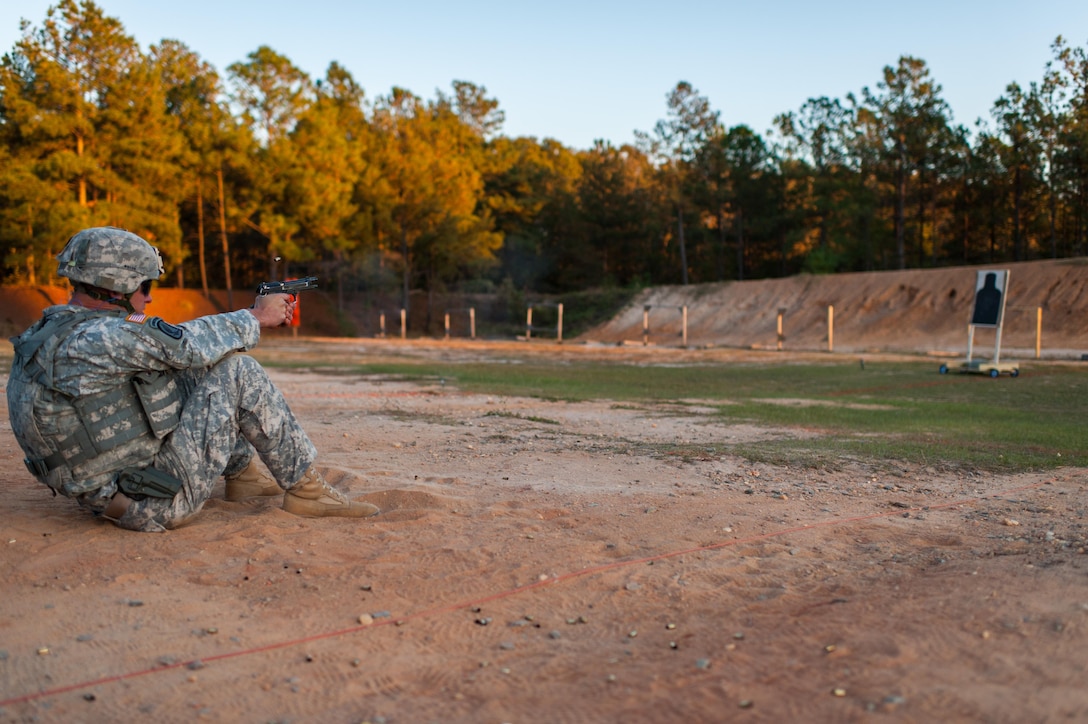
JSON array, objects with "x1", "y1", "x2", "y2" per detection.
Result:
[{"x1": 2, "y1": 1, "x2": 1085, "y2": 150}]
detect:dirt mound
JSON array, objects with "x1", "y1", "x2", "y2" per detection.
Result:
[{"x1": 582, "y1": 258, "x2": 1088, "y2": 359}]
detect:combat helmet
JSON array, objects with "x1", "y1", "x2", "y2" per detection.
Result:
[{"x1": 56, "y1": 227, "x2": 163, "y2": 295}]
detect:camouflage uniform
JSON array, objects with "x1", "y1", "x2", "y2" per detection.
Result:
[
  {"x1": 8, "y1": 305, "x2": 317, "y2": 532},
  {"x1": 9, "y1": 227, "x2": 375, "y2": 529}
]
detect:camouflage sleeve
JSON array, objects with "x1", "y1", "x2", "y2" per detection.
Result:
[
  {"x1": 54, "y1": 310, "x2": 261, "y2": 396},
  {"x1": 171, "y1": 309, "x2": 262, "y2": 367}
]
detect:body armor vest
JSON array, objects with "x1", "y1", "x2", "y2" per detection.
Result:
[{"x1": 7, "y1": 308, "x2": 182, "y2": 498}]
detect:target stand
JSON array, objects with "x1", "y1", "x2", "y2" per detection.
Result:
[{"x1": 938, "y1": 269, "x2": 1019, "y2": 378}]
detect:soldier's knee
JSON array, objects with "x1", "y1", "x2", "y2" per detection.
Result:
[
  {"x1": 216, "y1": 353, "x2": 261, "y2": 373},
  {"x1": 211, "y1": 353, "x2": 271, "y2": 384}
]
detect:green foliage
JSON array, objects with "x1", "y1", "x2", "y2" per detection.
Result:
[
  {"x1": 802, "y1": 246, "x2": 842, "y2": 274},
  {"x1": 552, "y1": 286, "x2": 640, "y2": 338}
]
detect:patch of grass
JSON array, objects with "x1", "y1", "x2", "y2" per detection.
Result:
[
  {"x1": 259, "y1": 353, "x2": 1088, "y2": 473},
  {"x1": 483, "y1": 411, "x2": 561, "y2": 425},
  {"x1": 381, "y1": 409, "x2": 462, "y2": 427},
  {"x1": 630, "y1": 441, "x2": 740, "y2": 465}
]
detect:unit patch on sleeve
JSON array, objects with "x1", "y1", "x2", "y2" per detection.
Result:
[{"x1": 148, "y1": 317, "x2": 184, "y2": 340}]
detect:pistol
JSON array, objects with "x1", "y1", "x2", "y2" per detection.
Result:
[{"x1": 256, "y1": 276, "x2": 319, "y2": 296}]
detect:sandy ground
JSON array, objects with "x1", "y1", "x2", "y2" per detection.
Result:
[{"x1": 0, "y1": 337, "x2": 1086, "y2": 723}]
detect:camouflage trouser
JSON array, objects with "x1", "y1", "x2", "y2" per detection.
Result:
[{"x1": 115, "y1": 354, "x2": 317, "y2": 532}]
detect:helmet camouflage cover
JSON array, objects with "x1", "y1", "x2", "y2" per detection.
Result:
[{"x1": 56, "y1": 227, "x2": 164, "y2": 294}]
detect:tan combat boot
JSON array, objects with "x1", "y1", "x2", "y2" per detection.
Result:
[
  {"x1": 283, "y1": 466, "x2": 380, "y2": 518},
  {"x1": 224, "y1": 459, "x2": 282, "y2": 501}
]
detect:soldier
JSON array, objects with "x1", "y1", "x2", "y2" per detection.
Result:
[{"x1": 6, "y1": 226, "x2": 379, "y2": 532}]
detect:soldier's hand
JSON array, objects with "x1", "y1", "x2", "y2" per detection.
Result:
[{"x1": 249, "y1": 293, "x2": 295, "y2": 328}]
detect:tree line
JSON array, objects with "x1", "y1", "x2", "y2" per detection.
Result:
[{"x1": 2, "y1": 0, "x2": 1086, "y2": 312}]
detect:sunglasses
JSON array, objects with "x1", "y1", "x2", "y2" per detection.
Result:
[{"x1": 139, "y1": 280, "x2": 153, "y2": 295}]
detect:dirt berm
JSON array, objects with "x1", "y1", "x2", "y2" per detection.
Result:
[
  {"x1": 582, "y1": 258, "x2": 1088, "y2": 360},
  {"x1": 3, "y1": 258, "x2": 1087, "y2": 359}
]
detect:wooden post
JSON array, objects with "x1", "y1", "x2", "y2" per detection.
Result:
[
  {"x1": 1036, "y1": 307, "x2": 1042, "y2": 359},
  {"x1": 643, "y1": 305, "x2": 650, "y2": 346},
  {"x1": 400, "y1": 308, "x2": 406, "y2": 340},
  {"x1": 444, "y1": 313, "x2": 450, "y2": 340},
  {"x1": 526, "y1": 307, "x2": 533, "y2": 340},
  {"x1": 777, "y1": 308, "x2": 785, "y2": 351},
  {"x1": 827, "y1": 305, "x2": 834, "y2": 352},
  {"x1": 470, "y1": 308, "x2": 476, "y2": 340},
  {"x1": 681, "y1": 305, "x2": 688, "y2": 348},
  {"x1": 557, "y1": 303, "x2": 564, "y2": 343},
  {"x1": 379, "y1": 312, "x2": 386, "y2": 338}
]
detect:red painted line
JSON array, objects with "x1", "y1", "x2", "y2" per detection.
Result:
[{"x1": 0, "y1": 476, "x2": 1059, "y2": 708}]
